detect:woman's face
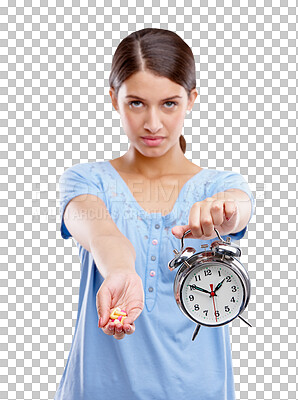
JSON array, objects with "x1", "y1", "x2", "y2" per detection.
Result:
[{"x1": 109, "y1": 70, "x2": 198, "y2": 157}]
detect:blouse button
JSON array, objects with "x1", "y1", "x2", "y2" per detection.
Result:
[
  {"x1": 152, "y1": 239, "x2": 158, "y2": 245},
  {"x1": 155, "y1": 224, "x2": 160, "y2": 229},
  {"x1": 150, "y1": 270, "x2": 156, "y2": 277},
  {"x1": 151, "y1": 255, "x2": 156, "y2": 261},
  {"x1": 148, "y1": 287, "x2": 154, "y2": 292}
]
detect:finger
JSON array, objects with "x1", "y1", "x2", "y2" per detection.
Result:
[
  {"x1": 210, "y1": 200, "x2": 224, "y2": 227},
  {"x1": 200, "y1": 205, "x2": 214, "y2": 238},
  {"x1": 124, "y1": 301, "x2": 144, "y2": 325},
  {"x1": 114, "y1": 332, "x2": 126, "y2": 340},
  {"x1": 96, "y1": 285, "x2": 112, "y2": 328},
  {"x1": 223, "y1": 200, "x2": 237, "y2": 220},
  {"x1": 123, "y1": 323, "x2": 135, "y2": 335},
  {"x1": 102, "y1": 321, "x2": 116, "y2": 336},
  {"x1": 109, "y1": 320, "x2": 135, "y2": 336},
  {"x1": 113, "y1": 323, "x2": 126, "y2": 340},
  {"x1": 188, "y1": 203, "x2": 203, "y2": 238},
  {"x1": 171, "y1": 225, "x2": 190, "y2": 239}
]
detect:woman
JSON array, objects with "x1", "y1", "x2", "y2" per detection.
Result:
[{"x1": 56, "y1": 28, "x2": 255, "y2": 399}]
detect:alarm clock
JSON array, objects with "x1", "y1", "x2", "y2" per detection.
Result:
[{"x1": 168, "y1": 228, "x2": 252, "y2": 341}]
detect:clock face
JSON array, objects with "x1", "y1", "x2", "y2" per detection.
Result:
[{"x1": 181, "y1": 262, "x2": 245, "y2": 326}]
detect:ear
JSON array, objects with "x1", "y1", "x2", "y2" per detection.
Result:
[
  {"x1": 109, "y1": 88, "x2": 119, "y2": 113},
  {"x1": 187, "y1": 88, "x2": 198, "y2": 111}
]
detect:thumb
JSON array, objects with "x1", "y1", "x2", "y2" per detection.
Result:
[
  {"x1": 171, "y1": 224, "x2": 189, "y2": 239},
  {"x1": 124, "y1": 304, "x2": 144, "y2": 326},
  {"x1": 96, "y1": 284, "x2": 112, "y2": 328}
]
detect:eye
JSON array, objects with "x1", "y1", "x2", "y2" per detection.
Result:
[
  {"x1": 128, "y1": 101, "x2": 178, "y2": 109},
  {"x1": 164, "y1": 101, "x2": 177, "y2": 108},
  {"x1": 129, "y1": 101, "x2": 143, "y2": 108}
]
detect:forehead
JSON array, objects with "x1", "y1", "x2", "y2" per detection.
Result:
[{"x1": 118, "y1": 71, "x2": 186, "y2": 100}]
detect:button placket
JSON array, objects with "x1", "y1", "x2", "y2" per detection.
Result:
[
  {"x1": 145, "y1": 218, "x2": 162, "y2": 312},
  {"x1": 149, "y1": 222, "x2": 160, "y2": 278}
]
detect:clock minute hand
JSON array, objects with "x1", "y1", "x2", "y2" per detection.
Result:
[
  {"x1": 188, "y1": 284, "x2": 211, "y2": 295},
  {"x1": 213, "y1": 278, "x2": 226, "y2": 294}
]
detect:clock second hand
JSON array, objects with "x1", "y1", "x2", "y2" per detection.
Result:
[{"x1": 210, "y1": 284, "x2": 218, "y2": 323}]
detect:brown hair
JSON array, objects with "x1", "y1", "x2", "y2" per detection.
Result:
[{"x1": 109, "y1": 28, "x2": 197, "y2": 154}]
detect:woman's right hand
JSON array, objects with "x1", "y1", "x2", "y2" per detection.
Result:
[{"x1": 96, "y1": 271, "x2": 144, "y2": 340}]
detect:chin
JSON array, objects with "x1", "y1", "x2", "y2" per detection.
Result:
[{"x1": 136, "y1": 146, "x2": 165, "y2": 156}]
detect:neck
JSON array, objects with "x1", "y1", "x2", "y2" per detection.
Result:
[{"x1": 120, "y1": 143, "x2": 190, "y2": 179}]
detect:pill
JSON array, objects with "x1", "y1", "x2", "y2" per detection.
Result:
[
  {"x1": 111, "y1": 307, "x2": 126, "y2": 315},
  {"x1": 109, "y1": 307, "x2": 127, "y2": 324}
]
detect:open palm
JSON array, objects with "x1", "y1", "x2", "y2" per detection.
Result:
[{"x1": 96, "y1": 272, "x2": 144, "y2": 339}]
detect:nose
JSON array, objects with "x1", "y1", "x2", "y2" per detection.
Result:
[{"x1": 143, "y1": 107, "x2": 163, "y2": 133}]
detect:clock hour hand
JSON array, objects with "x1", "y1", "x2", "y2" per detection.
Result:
[
  {"x1": 188, "y1": 284, "x2": 211, "y2": 295},
  {"x1": 213, "y1": 278, "x2": 226, "y2": 294}
]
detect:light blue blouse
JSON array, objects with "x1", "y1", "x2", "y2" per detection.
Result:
[{"x1": 55, "y1": 160, "x2": 255, "y2": 400}]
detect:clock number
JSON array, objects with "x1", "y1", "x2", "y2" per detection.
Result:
[
  {"x1": 203, "y1": 310, "x2": 208, "y2": 316},
  {"x1": 194, "y1": 304, "x2": 200, "y2": 311},
  {"x1": 194, "y1": 275, "x2": 201, "y2": 281},
  {"x1": 215, "y1": 311, "x2": 220, "y2": 317},
  {"x1": 231, "y1": 286, "x2": 237, "y2": 292},
  {"x1": 225, "y1": 306, "x2": 230, "y2": 312},
  {"x1": 204, "y1": 269, "x2": 212, "y2": 276},
  {"x1": 218, "y1": 270, "x2": 221, "y2": 277},
  {"x1": 230, "y1": 297, "x2": 235, "y2": 303},
  {"x1": 189, "y1": 295, "x2": 194, "y2": 301},
  {"x1": 226, "y1": 276, "x2": 232, "y2": 282}
]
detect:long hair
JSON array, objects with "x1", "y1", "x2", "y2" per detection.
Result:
[{"x1": 109, "y1": 28, "x2": 196, "y2": 154}]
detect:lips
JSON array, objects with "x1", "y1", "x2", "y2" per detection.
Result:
[
  {"x1": 141, "y1": 136, "x2": 164, "y2": 139},
  {"x1": 141, "y1": 137, "x2": 165, "y2": 147}
]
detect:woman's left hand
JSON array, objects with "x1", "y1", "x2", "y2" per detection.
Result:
[{"x1": 171, "y1": 196, "x2": 240, "y2": 240}]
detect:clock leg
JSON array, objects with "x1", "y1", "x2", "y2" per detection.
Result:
[
  {"x1": 192, "y1": 324, "x2": 201, "y2": 341},
  {"x1": 238, "y1": 315, "x2": 253, "y2": 327}
]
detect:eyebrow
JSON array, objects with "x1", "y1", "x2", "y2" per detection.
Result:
[{"x1": 125, "y1": 95, "x2": 182, "y2": 101}]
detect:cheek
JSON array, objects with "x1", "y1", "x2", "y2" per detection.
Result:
[
  {"x1": 120, "y1": 113, "x2": 140, "y2": 132},
  {"x1": 167, "y1": 114, "x2": 185, "y2": 131}
]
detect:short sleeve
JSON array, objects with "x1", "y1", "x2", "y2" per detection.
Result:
[
  {"x1": 58, "y1": 163, "x2": 107, "y2": 240},
  {"x1": 207, "y1": 170, "x2": 255, "y2": 241}
]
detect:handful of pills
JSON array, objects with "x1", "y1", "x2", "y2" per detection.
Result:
[{"x1": 109, "y1": 307, "x2": 127, "y2": 325}]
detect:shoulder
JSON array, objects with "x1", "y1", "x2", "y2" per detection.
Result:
[
  {"x1": 58, "y1": 161, "x2": 111, "y2": 206},
  {"x1": 58, "y1": 162, "x2": 113, "y2": 199},
  {"x1": 59, "y1": 161, "x2": 108, "y2": 181},
  {"x1": 62, "y1": 161, "x2": 105, "y2": 174},
  {"x1": 203, "y1": 168, "x2": 244, "y2": 182},
  {"x1": 203, "y1": 168, "x2": 252, "y2": 202},
  {"x1": 195, "y1": 168, "x2": 248, "y2": 197}
]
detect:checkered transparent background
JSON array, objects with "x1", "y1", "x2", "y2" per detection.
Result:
[{"x1": 1, "y1": 1, "x2": 297, "y2": 399}]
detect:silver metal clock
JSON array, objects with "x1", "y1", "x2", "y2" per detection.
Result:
[{"x1": 168, "y1": 228, "x2": 252, "y2": 341}]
